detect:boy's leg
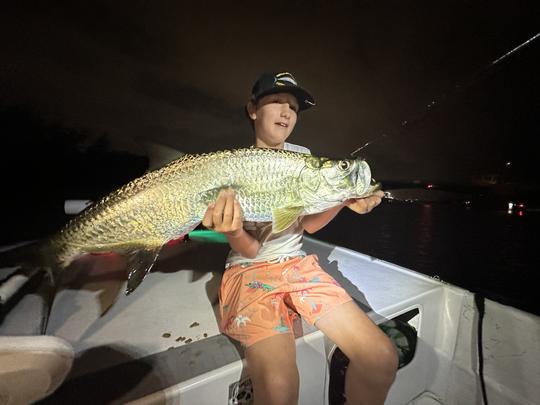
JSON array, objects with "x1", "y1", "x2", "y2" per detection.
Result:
[
  {"x1": 315, "y1": 301, "x2": 398, "y2": 405},
  {"x1": 245, "y1": 333, "x2": 299, "y2": 405}
]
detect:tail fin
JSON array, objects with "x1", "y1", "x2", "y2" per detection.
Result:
[{"x1": 0, "y1": 240, "x2": 58, "y2": 334}]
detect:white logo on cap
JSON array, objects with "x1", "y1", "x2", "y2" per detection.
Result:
[
  {"x1": 275, "y1": 72, "x2": 298, "y2": 86},
  {"x1": 277, "y1": 77, "x2": 297, "y2": 86}
]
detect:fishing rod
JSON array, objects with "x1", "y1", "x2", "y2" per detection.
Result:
[
  {"x1": 350, "y1": 31, "x2": 540, "y2": 203},
  {"x1": 350, "y1": 32, "x2": 540, "y2": 157}
]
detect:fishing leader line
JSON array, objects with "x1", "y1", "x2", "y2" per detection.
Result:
[{"x1": 350, "y1": 31, "x2": 540, "y2": 157}]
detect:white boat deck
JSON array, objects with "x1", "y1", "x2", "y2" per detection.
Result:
[{"x1": 35, "y1": 236, "x2": 446, "y2": 404}]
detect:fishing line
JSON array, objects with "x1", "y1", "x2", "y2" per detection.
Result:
[{"x1": 350, "y1": 31, "x2": 540, "y2": 157}]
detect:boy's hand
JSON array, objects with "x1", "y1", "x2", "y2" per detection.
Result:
[
  {"x1": 202, "y1": 189, "x2": 244, "y2": 237},
  {"x1": 345, "y1": 190, "x2": 385, "y2": 214}
]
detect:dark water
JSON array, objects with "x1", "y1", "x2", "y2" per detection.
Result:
[{"x1": 315, "y1": 201, "x2": 540, "y2": 316}]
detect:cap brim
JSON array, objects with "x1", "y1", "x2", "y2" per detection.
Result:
[{"x1": 255, "y1": 86, "x2": 316, "y2": 111}]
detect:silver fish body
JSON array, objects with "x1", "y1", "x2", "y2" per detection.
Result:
[{"x1": 50, "y1": 147, "x2": 377, "y2": 293}]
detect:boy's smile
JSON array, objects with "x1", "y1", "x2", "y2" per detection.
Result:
[{"x1": 248, "y1": 92, "x2": 299, "y2": 149}]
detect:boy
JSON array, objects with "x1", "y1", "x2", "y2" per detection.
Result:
[{"x1": 202, "y1": 72, "x2": 397, "y2": 405}]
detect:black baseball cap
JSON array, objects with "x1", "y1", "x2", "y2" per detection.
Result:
[{"x1": 250, "y1": 72, "x2": 316, "y2": 111}]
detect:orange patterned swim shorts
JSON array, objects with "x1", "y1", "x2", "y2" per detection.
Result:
[{"x1": 219, "y1": 254, "x2": 352, "y2": 348}]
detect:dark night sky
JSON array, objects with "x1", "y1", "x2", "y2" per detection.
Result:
[{"x1": 1, "y1": 1, "x2": 539, "y2": 183}]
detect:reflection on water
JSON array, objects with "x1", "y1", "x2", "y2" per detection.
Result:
[
  {"x1": 315, "y1": 201, "x2": 540, "y2": 316},
  {"x1": 416, "y1": 204, "x2": 434, "y2": 268}
]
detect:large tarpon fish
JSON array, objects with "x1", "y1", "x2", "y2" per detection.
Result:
[{"x1": 3, "y1": 148, "x2": 379, "y2": 295}]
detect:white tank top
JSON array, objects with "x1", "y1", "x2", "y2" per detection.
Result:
[{"x1": 225, "y1": 143, "x2": 310, "y2": 268}]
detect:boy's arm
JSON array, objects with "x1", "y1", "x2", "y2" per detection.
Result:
[
  {"x1": 202, "y1": 189, "x2": 260, "y2": 258},
  {"x1": 225, "y1": 229, "x2": 260, "y2": 259},
  {"x1": 302, "y1": 190, "x2": 385, "y2": 234},
  {"x1": 301, "y1": 204, "x2": 345, "y2": 234}
]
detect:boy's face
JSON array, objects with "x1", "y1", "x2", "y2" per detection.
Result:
[{"x1": 248, "y1": 92, "x2": 299, "y2": 149}]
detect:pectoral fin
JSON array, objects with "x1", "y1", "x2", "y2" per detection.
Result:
[
  {"x1": 125, "y1": 247, "x2": 162, "y2": 295},
  {"x1": 272, "y1": 206, "x2": 304, "y2": 233}
]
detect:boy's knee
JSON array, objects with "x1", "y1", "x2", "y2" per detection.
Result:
[
  {"x1": 379, "y1": 339, "x2": 399, "y2": 379},
  {"x1": 350, "y1": 337, "x2": 398, "y2": 381},
  {"x1": 377, "y1": 338, "x2": 398, "y2": 377},
  {"x1": 253, "y1": 369, "x2": 299, "y2": 404}
]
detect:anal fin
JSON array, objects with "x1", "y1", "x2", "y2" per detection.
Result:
[{"x1": 125, "y1": 247, "x2": 162, "y2": 295}]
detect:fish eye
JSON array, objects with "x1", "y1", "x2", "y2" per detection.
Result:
[{"x1": 338, "y1": 160, "x2": 350, "y2": 171}]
